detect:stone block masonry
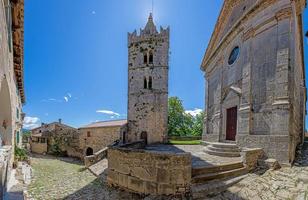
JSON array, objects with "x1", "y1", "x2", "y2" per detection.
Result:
[{"x1": 107, "y1": 146, "x2": 191, "y2": 195}]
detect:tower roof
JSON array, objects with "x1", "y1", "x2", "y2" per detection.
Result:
[{"x1": 143, "y1": 13, "x2": 158, "y2": 35}]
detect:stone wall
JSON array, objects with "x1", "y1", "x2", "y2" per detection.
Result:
[
  {"x1": 30, "y1": 142, "x2": 47, "y2": 154},
  {"x1": 79, "y1": 126, "x2": 123, "y2": 155},
  {"x1": 84, "y1": 147, "x2": 107, "y2": 168},
  {"x1": 107, "y1": 147, "x2": 191, "y2": 195}
]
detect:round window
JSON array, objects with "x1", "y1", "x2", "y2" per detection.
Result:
[{"x1": 228, "y1": 46, "x2": 240, "y2": 65}]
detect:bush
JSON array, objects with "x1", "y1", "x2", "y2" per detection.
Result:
[{"x1": 15, "y1": 146, "x2": 28, "y2": 161}]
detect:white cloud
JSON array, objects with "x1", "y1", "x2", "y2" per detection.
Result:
[
  {"x1": 23, "y1": 116, "x2": 40, "y2": 130},
  {"x1": 96, "y1": 110, "x2": 120, "y2": 116},
  {"x1": 185, "y1": 108, "x2": 203, "y2": 117},
  {"x1": 64, "y1": 96, "x2": 69, "y2": 102},
  {"x1": 42, "y1": 98, "x2": 62, "y2": 103}
]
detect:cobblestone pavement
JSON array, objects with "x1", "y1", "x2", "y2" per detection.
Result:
[
  {"x1": 27, "y1": 154, "x2": 179, "y2": 200},
  {"x1": 209, "y1": 142, "x2": 308, "y2": 200}
]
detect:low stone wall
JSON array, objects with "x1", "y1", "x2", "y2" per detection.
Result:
[
  {"x1": 84, "y1": 147, "x2": 108, "y2": 168},
  {"x1": 0, "y1": 146, "x2": 12, "y2": 198},
  {"x1": 168, "y1": 136, "x2": 202, "y2": 141},
  {"x1": 107, "y1": 146, "x2": 191, "y2": 195},
  {"x1": 237, "y1": 135, "x2": 289, "y2": 163},
  {"x1": 30, "y1": 142, "x2": 47, "y2": 154},
  {"x1": 241, "y1": 148, "x2": 264, "y2": 171}
]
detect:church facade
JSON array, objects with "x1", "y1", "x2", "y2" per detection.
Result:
[
  {"x1": 126, "y1": 14, "x2": 169, "y2": 144},
  {"x1": 201, "y1": 0, "x2": 306, "y2": 163}
]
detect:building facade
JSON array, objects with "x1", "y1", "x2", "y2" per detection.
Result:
[
  {"x1": 79, "y1": 120, "x2": 127, "y2": 156},
  {"x1": 30, "y1": 120, "x2": 81, "y2": 157},
  {"x1": 201, "y1": 0, "x2": 306, "y2": 164},
  {"x1": 0, "y1": 0, "x2": 25, "y2": 196},
  {"x1": 127, "y1": 14, "x2": 169, "y2": 144}
]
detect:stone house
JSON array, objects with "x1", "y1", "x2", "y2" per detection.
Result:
[
  {"x1": 30, "y1": 119, "x2": 82, "y2": 157},
  {"x1": 0, "y1": 0, "x2": 25, "y2": 197},
  {"x1": 201, "y1": 0, "x2": 306, "y2": 164},
  {"x1": 127, "y1": 13, "x2": 169, "y2": 144},
  {"x1": 79, "y1": 120, "x2": 127, "y2": 156}
]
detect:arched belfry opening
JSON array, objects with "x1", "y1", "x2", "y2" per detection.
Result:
[
  {"x1": 144, "y1": 77, "x2": 148, "y2": 89},
  {"x1": 0, "y1": 78, "x2": 12, "y2": 146},
  {"x1": 149, "y1": 51, "x2": 153, "y2": 64}
]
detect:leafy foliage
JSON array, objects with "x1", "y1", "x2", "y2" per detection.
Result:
[
  {"x1": 168, "y1": 96, "x2": 204, "y2": 136},
  {"x1": 15, "y1": 146, "x2": 28, "y2": 161}
]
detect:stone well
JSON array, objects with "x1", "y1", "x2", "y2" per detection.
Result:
[{"x1": 107, "y1": 142, "x2": 192, "y2": 195}]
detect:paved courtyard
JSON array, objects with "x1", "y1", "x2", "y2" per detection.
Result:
[
  {"x1": 26, "y1": 144, "x2": 308, "y2": 200},
  {"x1": 145, "y1": 145, "x2": 242, "y2": 167},
  {"x1": 26, "y1": 155, "x2": 170, "y2": 200}
]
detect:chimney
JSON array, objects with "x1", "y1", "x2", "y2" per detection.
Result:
[{"x1": 59, "y1": 119, "x2": 62, "y2": 124}]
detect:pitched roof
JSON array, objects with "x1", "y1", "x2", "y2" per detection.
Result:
[{"x1": 80, "y1": 120, "x2": 127, "y2": 129}]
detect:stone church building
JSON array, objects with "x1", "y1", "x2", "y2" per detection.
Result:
[
  {"x1": 126, "y1": 14, "x2": 169, "y2": 144},
  {"x1": 202, "y1": 0, "x2": 306, "y2": 164}
]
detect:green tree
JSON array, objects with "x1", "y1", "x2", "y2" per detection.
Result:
[
  {"x1": 191, "y1": 111, "x2": 204, "y2": 136},
  {"x1": 168, "y1": 97, "x2": 203, "y2": 136},
  {"x1": 168, "y1": 97, "x2": 185, "y2": 136}
]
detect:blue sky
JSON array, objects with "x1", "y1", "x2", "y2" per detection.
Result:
[{"x1": 23, "y1": 1, "x2": 308, "y2": 129}]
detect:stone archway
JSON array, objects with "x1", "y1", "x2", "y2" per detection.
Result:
[
  {"x1": 0, "y1": 78, "x2": 12, "y2": 146},
  {"x1": 86, "y1": 147, "x2": 93, "y2": 156}
]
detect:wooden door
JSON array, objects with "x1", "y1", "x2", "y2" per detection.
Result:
[{"x1": 226, "y1": 107, "x2": 237, "y2": 141}]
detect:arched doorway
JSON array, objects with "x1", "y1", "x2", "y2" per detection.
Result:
[
  {"x1": 86, "y1": 147, "x2": 93, "y2": 156},
  {"x1": 0, "y1": 78, "x2": 12, "y2": 146},
  {"x1": 140, "y1": 131, "x2": 148, "y2": 145}
]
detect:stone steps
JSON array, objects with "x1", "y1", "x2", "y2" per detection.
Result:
[
  {"x1": 207, "y1": 145, "x2": 241, "y2": 152},
  {"x1": 192, "y1": 161, "x2": 244, "y2": 177},
  {"x1": 204, "y1": 149, "x2": 241, "y2": 157},
  {"x1": 191, "y1": 175, "x2": 247, "y2": 199},
  {"x1": 192, "y1": 166, "x2": 248, "y2": 184},
  {"x1": 203, "y1": 142, "x2": 241, "y2": 157}
]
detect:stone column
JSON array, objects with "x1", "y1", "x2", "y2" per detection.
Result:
[
  {"x1": 271, "y1": 12, "x2": 291, "y2": 136},
  {"x1": 238, "y1": 63, "x2": 251, "y2": 136}
]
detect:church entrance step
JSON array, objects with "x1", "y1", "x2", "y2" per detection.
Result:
[
  {"x1": 207, "y1": 145, "x2": 241, "y2": 153},
  {"x1": 192, "y1": 161, "x2": 244, "y2": 177},
  {"x1": 204, "y1": 148, "x2": 241, "y2": 157},
  {"x1": 191, "y1": 174, "x2": 248, "y2": 199},
  {"x1": 192, "y1": 166, "x2": 248, "y2": 184}
]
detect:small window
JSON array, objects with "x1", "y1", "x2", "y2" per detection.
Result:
[
  {"x1": 87, "y1": 131, "x2": 91, "y2": 137},
  {"x1": 228, "y1": 46, "x2": 240, "y2": 65},
  {"x1": 16, "y1": 108, "x2": 19, "y2": 119},
  {"x1": 144, "y1": 77, "x2": 148, "y2": 89},
  {"x1": 149, "y1": 51, "x2": 153, "y2": 64},
  {"x1": 41, "y1": 138, "x2": 46, "y2": 143},
  {"x1": 143, "y1": 53, "x2": 148, "y2": 64},
  {"x1": 148, "y1": 76, "x2": 152, "y2": 89}
]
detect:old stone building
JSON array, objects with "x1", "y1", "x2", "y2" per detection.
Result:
[
  {"x1": 127, "y1": 13, "x2": 169, "y2": 144},
  {"x1": 202, "y1": 0, "x2": 306, "y2": 164},
  {"x1": 30, "y1": 119, "x2": 81, "y2": 157},
  {"x1": 0, "y1": 0, "x2": 25, "y2": 196},
  {"x1": 79, "y1": 119, "x2": 127, "y2": 156}
]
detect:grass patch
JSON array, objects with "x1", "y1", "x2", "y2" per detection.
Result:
[{"x1": 168, "y1": 140, "x2": 201, "y2": 145}]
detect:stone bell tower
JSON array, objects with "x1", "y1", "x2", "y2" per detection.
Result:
[{"x1": 127, "y1": 13, "x2": 169, "y2": 144}]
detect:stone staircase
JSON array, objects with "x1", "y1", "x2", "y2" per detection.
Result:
[
  {"x1": 203, "y1": 142, "x2": 241, "y2": 157},
  {"x1": 191, "y1": 161, "x2": 248, "y2": 199}
]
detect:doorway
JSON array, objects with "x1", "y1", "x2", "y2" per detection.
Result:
[
  {"x1": 140, "y1": 131, "x2": 148, "y2": 145},
  {"x1": 226, "y1": 107, "x2": 237, "y2": 141},
  {"x1": 86, "y1": 147, "x2": 93, "y2": 156}
]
